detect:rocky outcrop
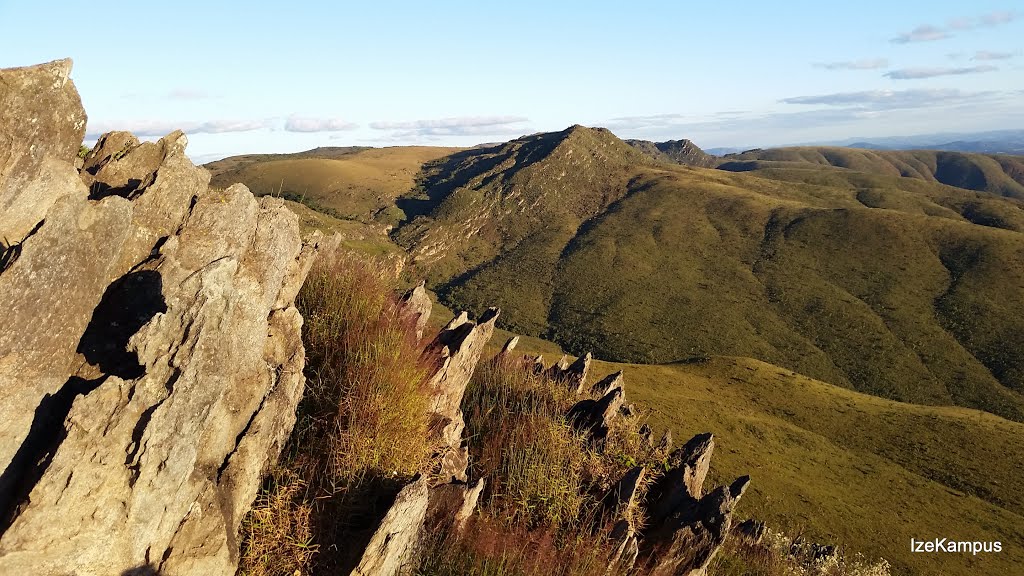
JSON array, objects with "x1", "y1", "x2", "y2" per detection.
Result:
[
  {"x1": 0, "y1": 59, "x2": 87, "y2": 244},
  {"x1": 0, "y1": 60, "x2": 319, "y2": 575},
  {"x1": 568, "y1": 386, "x2": 625, "y2": 441},
  {"x1": 625, "y1": 138, "x2": 717, "y2": 168},
  {"x1": 643, "y1": 442, "x2": 750, "y2": 576}
]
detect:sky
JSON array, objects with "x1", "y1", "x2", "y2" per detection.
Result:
[{"x1": 1, "y1": 1, "x2": 1022, "y2": 161}]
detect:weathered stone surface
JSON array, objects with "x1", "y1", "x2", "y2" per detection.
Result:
[
  {"x1": 0, "y1": 60, "x2": 319, "y2": 576},
  {"x1": 426, "y1": 307, "x2": 499, "y2": 447},
  {"x1": 591, "y1": 370, "x2": 623, "y2": 397},
  {"x1": 399, "y1": 280, "x2": 432, "y2": 340},
  {"x1": 425, "y1": 478, "x2": 485, "y2": 535},
  {"x1": 641, "y1": 433, "x2": 748, "y2": 576},
  {"x1": 656, "y1": 429, "x2": 674, "y2": 454},
  {"x1": 546, "y1": 354, "x2": 571, "y2": 379},
  {"x1": 497, "y1": 335, "x2": 519, "y2": 357},
  {"x1": 649, "y1": 433, "x2": 715, "y2": 525},
  {"x1": 0, "y1": 59, "x2": 87, "y2": 243},
  {"x1": 561, "y1": 352, "x2": 592, "y2": 394},
  {"x1": 352, "y1": 478, "x2": 430, "y2": 576},
  {"x1": 605, "y1": 465, "x2": 646, "y2": 514},
  {"x1": 567, "y1": 386, "x2": 624, "y2": 441},
  {"x1": 639, "y1": 424, "x2": 654, "y2": 447}
]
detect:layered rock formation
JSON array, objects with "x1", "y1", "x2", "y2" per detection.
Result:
[{"x1": 0, "y1": 60, "x2": 320, "y2": 575}]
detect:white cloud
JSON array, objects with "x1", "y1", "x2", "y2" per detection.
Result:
[
  {"x1": 780, "y1": 88, "x2": 992, "y2": 110},
  {"x1": 891, "y1": 25, "x2": 950, "y2": 44},
  {"x1": 973, "y1": 50, "x2": 1016, "y2": 61},
  {"x1": 283, "y1": 115, "x2": 359, "y2": 132},
  {"x1": 86, "y1": 118, "x2": 273, "y2": 139}
]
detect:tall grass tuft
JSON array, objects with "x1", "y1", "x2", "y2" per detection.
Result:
[
  {"x1": 238, "y1": 251, "x2": 438, "y2": 575},
  {"x1": 296, "y1": 252, "x2": 437, "y2": 481}
]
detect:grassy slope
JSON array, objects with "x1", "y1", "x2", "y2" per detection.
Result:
[
  {"x1": 718, "y1": 147, "x2": 1024, "y2": 200},
  {"x1": 206, "y1": 146, "x2": 459, "y2": 224},
  {"x1": 546, "y1": 167, "x2": 1024, "y2": 420},
  {"x1": 478, "y1": 320, "x2": 1024, "y2": 576}
]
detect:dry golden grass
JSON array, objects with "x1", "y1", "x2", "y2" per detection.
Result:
[{"x1": 208, "y1": 146, "x2": 459, "y2": 225}]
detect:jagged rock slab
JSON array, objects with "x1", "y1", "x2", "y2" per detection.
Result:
[
  {"x1": 426, "y1": 307, "x2": 499, "y2": 447},
  {"x1": 352, "y1": 478, "x2": 430, "y2": 576},
  {"x1": 0, "y1": 59, "x2": 87, "y2": 243},
  {"x1": 399, "y1": 280, "x2": 431, "y2": 340},
  {"x1": 567, "y1": 385, "x2": 624, "y2": 441},
  {"x1": 0, "y1": 60, "x2": 318, "y2": 576}
]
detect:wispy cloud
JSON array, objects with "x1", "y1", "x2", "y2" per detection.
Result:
[
  {"x1": 891, "y1": 11, "x2": 1018, "y2": 43},
  {"x1": 284, "y1": 115, "x2": 359, "y2": 132},
  {"x1": 781, "y1": 88, "x2": 992, "y2": 110},
  {"x1": 884, "y1": 65, "x2": 998, "y2": 80},
  {"x1": 814, "y1": 58, "x2": 889, "y2": 71},
  {"x1": 973, "y1": 50, "x2": 1016, "y2": 61},
  {"x1": 86, "y1": 118, "x2": 273, "y2": 139},
  {"x1": 891, "y1": 25, "x2": 950, "y2": 44},
  {"x1": 369, "y1": 115, "x2": 529, "y2": 139}
]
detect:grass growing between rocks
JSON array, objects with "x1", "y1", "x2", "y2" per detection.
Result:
[
  {"x1": 238, "y1": 253, "x2": 439, "y2": 575},
  {"x1": 414, "y1": 356, "x2": 655, "y2": 575}
]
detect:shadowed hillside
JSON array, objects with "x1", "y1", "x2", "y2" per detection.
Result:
[{"x1": 392, "y1": 127, "x2": 1024, "y2": 422}]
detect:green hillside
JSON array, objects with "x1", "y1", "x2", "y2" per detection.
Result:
[{"x1": 394, "y1": 128, "x2": 1024, "y2": 422}]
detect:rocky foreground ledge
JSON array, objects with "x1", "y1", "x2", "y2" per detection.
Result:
[{"x1": 0, "y1": 60, "x2": 323, "y2": 575}]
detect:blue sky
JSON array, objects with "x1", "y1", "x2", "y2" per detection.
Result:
[{"x1": 2, "y1": 1, "x2": 1022, "y2": 160}]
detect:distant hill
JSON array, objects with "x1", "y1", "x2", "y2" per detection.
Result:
[
  {"x1": 392, "y1": 126, "x2": 1024, "y2": 421},
  {"x1": 826, "y1": 129, "x2": 1024, "y2": 155},
  {"x1": 625, "y1": 138, "x2": 717, "y2": 167},
  {"x1": 718, "y1": 147, "x2": 1024, "y2": 200}
]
